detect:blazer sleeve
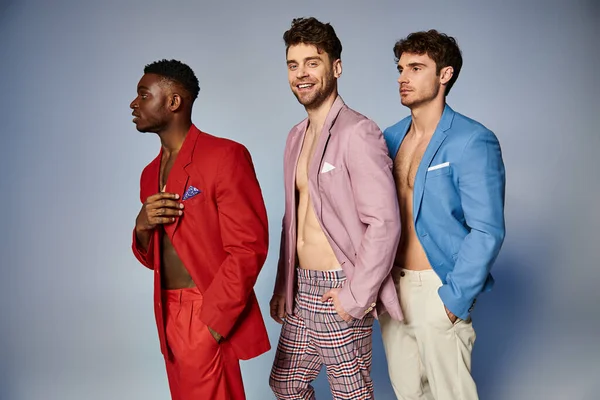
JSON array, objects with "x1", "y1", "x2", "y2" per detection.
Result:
[
  {"x1": 200, "y1": 144, "x2": 269, "y2": 338},
  {"x1": 273, "y1": 217, "x2": 287, "y2": 296},
  {"x1": 273, "y1": 130, "x2": 295, "y2": 297},
  {"x1": 438, "y1": 128, "x2": 506, "y2": 320},
  {"x1": 131, "y1": 180, "x2": 154, "y2": 270},
  {"x1": 338, "y1": 119, "x2": 402, "y2": 319},
  {"x1": 131, "y1": 229, "x2": 154, "y2": 270}
]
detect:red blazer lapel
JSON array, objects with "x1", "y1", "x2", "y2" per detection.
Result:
[{"x1": 162, "y1": 125, "x2": 200, "y2": 241}]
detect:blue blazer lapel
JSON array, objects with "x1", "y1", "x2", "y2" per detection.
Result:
[
  {"x1": 389, "y1": 119, "x2": 412, "y2": 157},
  {"x1": 413, "y1": 105, "x2": 455, "y2": 221}
]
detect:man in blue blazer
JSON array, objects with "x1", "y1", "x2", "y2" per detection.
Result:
[{"x1": 379, "y1": 30, "x2": 506, "y2": 400}]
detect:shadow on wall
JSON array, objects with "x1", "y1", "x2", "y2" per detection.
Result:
[
  {"x1": 470, "y1": 249, "x2": 530, "y2": 400},
  {"x1": 472, "y1": 225, "x2": 556, "y2": 400}
]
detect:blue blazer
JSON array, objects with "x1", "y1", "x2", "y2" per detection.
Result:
[{"x1": 383, "y1": 105, "x2": 506, "y2": 320}]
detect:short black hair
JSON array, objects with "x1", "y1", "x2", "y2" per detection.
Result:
[{"x1": 144, "y1": 59, "x2": 200, "y2": 100}]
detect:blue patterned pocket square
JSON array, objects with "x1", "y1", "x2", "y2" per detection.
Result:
[{"x1": 183, "y1": 185, "x2": 201, "y2": 200}]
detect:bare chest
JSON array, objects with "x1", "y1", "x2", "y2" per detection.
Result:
[
  {"x1": 159, "y1": 154, "x2": 178, "y2": 191},
  {"x1": 295, "y1": 134, "x2": 318, "y2": 192},
  {"x1": 393, "y1": 136, "x2": 431, "y2": 190}
]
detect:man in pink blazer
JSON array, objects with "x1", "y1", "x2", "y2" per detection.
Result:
[{"x1": 268, "y1": 17, "x2": 403, "y2": 400}]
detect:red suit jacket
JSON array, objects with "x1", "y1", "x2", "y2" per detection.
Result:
[{"x1": 132, "y1": 124, "x2": 270, "y2": 360}]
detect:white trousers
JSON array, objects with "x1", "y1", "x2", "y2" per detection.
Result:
[{"x1": 380, "y1": 269, "x2": 478, "y2": 400}]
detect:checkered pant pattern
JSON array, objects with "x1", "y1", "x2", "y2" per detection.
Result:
[{"x1": 270, "y1": 269, "x2": 375, "y2": 400}]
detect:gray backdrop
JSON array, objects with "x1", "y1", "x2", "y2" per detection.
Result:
[{"x1": 1, "y1": 0, "x2": 598, "y2": 399}]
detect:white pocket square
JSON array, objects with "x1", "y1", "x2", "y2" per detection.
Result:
[
  {"x1": 321, "y1": 162, "x2": 336, "y2": 173},
  {"x1": 427, "y1": 162, "x2": 450, "y2": 172}
]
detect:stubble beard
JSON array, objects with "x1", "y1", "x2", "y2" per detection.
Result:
[
  {"x1": 402, "y1": 82, "x2": 442, "y2": 110},
  {"x1": 294, "y1": 74, "x2": 336, "y2": 111},
  {"x1": 135, "y1": 107, "x2": 169, "y2": 133}
]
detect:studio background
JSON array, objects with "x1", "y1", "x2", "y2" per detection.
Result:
[{"x1": 0, "y1": 0, "x2": 598, "y2": 399}]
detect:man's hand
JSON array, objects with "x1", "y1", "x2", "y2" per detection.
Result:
[
  {"x1": 135, "y1": 192, "x2": 183, "y2": 248},
  {"x1": 207, "y1": 326, "x2": 222, "y2": 343},
  {"x1": 270, "y1": 294, "x2": 286, "y2": 324},
  {"x1": 321, "y1": 288, "x2": 353, "y2": 322},
  {"x1": 444, "y1": 306, "x2": 458, "y2": 324}
]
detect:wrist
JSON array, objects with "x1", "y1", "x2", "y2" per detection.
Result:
[
  {"x1": 208, "y1": 326, "x2": 222, "y2": 342},
  {"x1": 134, "y1": 226, "x2": 152, "y2": 250}
]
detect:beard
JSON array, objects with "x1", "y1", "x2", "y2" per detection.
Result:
[
  {"x1": 133, "y1": 106, "x2": 169, "y2": 133},
  {"x1": 401, "y1": 82, "x2": 441, "y2": 109},
  {"x1": 134, "y1": 119, "x2": 165, "y2": 133},
  {"x1": 293, "y1": 74, "x2": 336, "y2": 111}
]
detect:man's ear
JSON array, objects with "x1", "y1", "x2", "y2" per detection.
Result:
[
  {"x1": 168, "y1": 93, "x2": 182, "y2": 112},
  {"x1": 333, "y1": 59, "x2": 342, "y2": 78},
  {"x1": 440, "y1": 66, "x2": 454, "y2": 85}
]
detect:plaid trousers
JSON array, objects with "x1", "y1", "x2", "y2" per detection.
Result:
[{"x1": 270, "y1": 269, "x2": 375, "y2": 400}]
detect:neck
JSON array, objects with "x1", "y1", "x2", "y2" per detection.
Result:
[
  {"x1": 158, "y1": 120, "x2": 192, "y2": 154},
  {"x1": 409, "y1": 98, "x2": 446, "y2": 138},
  {"x1": 305, "y1": 90, "x2": 338, "y2": 136}
]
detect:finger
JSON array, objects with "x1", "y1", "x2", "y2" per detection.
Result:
[
  {"x1": 146, "y1": 192, "x2": 180, "y2": 202},
  {"x1": 278, "y1": 299, "x2": 286, "y2": 320},
  {"x1": 269, "y1": 300, "x2": 280, "y2": 323},
  {"x1": 320, "y1": 290, "x2": 332, "y2": 302},
  {"x1": 270, "y1": 307, "x2": 283, "y2": 324},
  {"x1": 147, "y1": 199, "x2": 184, "y2": 210},
  {"x1": 150, "y1": 207, "x2": 183, "y2": 218},
  {"x1": 149, "y1": 216, "x2": 178, "y2": 225},
  {"x1": 343, "y1": 314, "x2": 353, "y2": 322}
]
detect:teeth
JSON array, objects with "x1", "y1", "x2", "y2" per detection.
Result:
[{"x1": 298, "y1": 84, "x2": 312, "y2": 88}]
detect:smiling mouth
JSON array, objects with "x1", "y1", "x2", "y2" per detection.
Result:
[{"x1": 297, "y1": 83, "x2": 315, "y2": 89}]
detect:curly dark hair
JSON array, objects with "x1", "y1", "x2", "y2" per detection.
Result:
[
  {"x1": 393, "y1": 30, "x2": 463, "y2": 95},
  {"x1": 283, "y1": 17, "x2": 342, "y2": 62},
  {"x1": 144, "y1": 59, "x2": 200, "y2": 100}
]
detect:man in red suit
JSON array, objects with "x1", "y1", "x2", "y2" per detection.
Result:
[{"x1": 130, "y1": 59, "x2": 270, "y2": 400}]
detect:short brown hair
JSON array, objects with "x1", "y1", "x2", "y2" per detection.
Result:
[
  {"x1": 394, "y1": 30, "x2": 463, "y2": 95},
  {"x1": 283, "y1": 17, "x2": 342, "y2": 62}
]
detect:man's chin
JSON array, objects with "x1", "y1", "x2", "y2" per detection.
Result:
[
  {"x1": 400, "y1": 98, "x2": 417, "y2": 108},
  {"x1": 293, "y1": 92, "x2": 310, "y2": 105},
  {"x1": 133, "y1": 123, "x2": 151, "y2": 133},
  {"x1": 295, "y1": 94, "x2": 327, "y2": 110}
]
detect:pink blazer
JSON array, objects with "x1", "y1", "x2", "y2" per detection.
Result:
[{"x1": 274, "y1": 96, "x2": 403, "y2": 321}]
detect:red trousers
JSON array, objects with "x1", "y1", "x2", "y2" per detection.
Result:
[{"x1": 162, "y1": 287, "x2": 246, "y2": 400}]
